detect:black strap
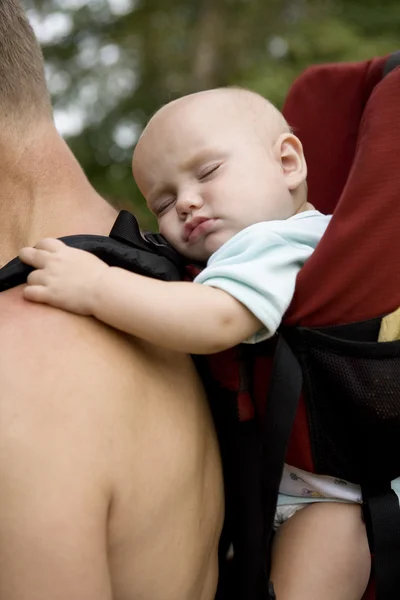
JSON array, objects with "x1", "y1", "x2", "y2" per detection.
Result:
[
  {"x1": 383, "y1": 50, "x2": 400, "y2": 77},
  {"x1": 0, "y1": 211, "x2": 183, "y2": 291},
  {"x1": 363, "y1": 489, "x2": 400, "y2": 600},
  {"x1": 110, "y1": 210, "x2": 183, "y2": 271},
  {"x1": 110, "y1": 209, "x2": 144, "y2": 243},
  {"x1": 261, "y1": 335, "x2": 303, "y2": 569},
  {"x1": 230, "y1": 420, "x2": 271, "y2": 599}
]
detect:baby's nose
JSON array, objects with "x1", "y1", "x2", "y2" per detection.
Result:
[{"x1": 176, "y1": 191, "x2": 204, "y2": 216}]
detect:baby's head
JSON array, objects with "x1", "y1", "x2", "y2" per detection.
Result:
[{"x1": 132, "y1": 88, "x2": 308, "y2": 262}]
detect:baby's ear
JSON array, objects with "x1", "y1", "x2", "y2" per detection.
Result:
[{"x1": 275, "y1": 133, "x2": 307, "y2": 191}]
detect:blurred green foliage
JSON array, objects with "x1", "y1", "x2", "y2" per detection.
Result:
[{"x1": 26, "y1": 0, "x2": 399, "y2": 229}]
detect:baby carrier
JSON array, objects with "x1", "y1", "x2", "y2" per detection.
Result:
[
  {"x1": 285, "y1": 51, "x2": 400, "y2": 598},
  {"x1": 209, "y1": 51, "x2": 400, "y2": 600},
  {"x1": 281, "y1": 51, "x2": 400, "y2": 600},
  {"x1": 1, "y1": 51, "x2": 399, "y2": 600}
]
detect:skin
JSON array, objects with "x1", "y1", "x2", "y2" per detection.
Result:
[
  {"x1": 19, "y1": 88, "x2": 371, "y2": 599},
  {"x1": 270, "y1": 503, "x2": 371, "y2": 600},
  {"x1": 0, "y1": 116, "x2": 224, "y2": 599}
]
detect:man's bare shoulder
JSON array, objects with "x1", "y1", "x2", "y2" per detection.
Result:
[
  {"x1": 1, "y1": 285, "x2": 125, "y2": 347},
  {"x1": 0, "y1": 285, "x2": 200, "y2": 427},
  {"x1": 0, "y1": 286, "x2": 215, "y2": 475},
  {"x1": 0, "y1": 285, "x2": 165, "y2": 518},
  {"x1": 0, "y1": 286, "x2": 152, "y2": 449},
  {"x1": 0, "y1": 285, "x2": 143, "y2": 378}
]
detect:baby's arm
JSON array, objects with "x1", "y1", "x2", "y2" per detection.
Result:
[{"x1": 19, "y1": 238, "x2": 261, "y2": 354}]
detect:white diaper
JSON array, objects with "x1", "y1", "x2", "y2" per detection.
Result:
[
  {"x1": 273, "y1": 503, "x2": 306, "y2": 531},
  {"x1": 273, "y1": 464, "x2": 363, "y2": 531}
]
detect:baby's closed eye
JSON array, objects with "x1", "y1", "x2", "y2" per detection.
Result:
[
  {"x1": 197, "y1": 163, "x2": 221, "y2": 181},
  {"x1": 154, "y1": 194, "x2": 177, "y2": 216}
]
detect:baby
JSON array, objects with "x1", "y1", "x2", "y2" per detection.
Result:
[{"x1": 20, "y1": 88, "x2": 371, "y2": 599}]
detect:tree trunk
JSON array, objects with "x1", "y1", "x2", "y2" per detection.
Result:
[{"x1": 190, "y1": 0, "x2": 225, "y2": 91}]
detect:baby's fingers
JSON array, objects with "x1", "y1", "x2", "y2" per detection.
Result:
[
  {"x1": 27, "y1": 268, "x2": 46, "y2": 286},
  {"x1": 19, "y1": 247, "x2": 51, "y2": 268},
  {"x1": 23, "y1": 284, "x2": 52, "y2": 305}
]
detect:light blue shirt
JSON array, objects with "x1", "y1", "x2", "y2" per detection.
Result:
[{"x1": 195, "y1": 210, "x2": 332, "y2": 343}]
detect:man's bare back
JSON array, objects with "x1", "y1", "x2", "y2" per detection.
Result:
[{"x1": 0, "y1": 286, "x2": 223, "y2": 600}]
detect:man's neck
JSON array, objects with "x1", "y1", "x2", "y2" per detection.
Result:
[{"x1": 0, "y1": 125, "x2": 118, "y2": 267}]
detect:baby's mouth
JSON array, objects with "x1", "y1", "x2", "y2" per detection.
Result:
[{"x1": 184, "y1": 217, "x2": 216, "y2": 243}]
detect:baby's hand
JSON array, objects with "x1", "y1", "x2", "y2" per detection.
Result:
[{"x1": 19, "y1": 238, "x2": 108, "y2": 315}]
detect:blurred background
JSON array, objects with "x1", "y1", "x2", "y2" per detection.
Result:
[{"x1": 25, "y1": 0, "x2": 399, "y2": 229}]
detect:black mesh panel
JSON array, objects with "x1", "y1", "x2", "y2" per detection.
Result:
[{"x1": 285, "y1": 323, "x2": 400, "y2": 492}]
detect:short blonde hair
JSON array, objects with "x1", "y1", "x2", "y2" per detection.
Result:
[{"x1": 0, "y1": 1, "x2": 52, "y2": 123}]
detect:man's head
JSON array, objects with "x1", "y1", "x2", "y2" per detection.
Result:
[
  {"x1": 0, "y1": 1, "x2": 52, "y2": 130},
  {"x1": 132, "y1": 88, "x2": 308, "y2": 262}
]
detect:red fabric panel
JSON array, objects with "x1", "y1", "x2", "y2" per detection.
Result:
[
  {"x1": 283, "y1": 57, "x2": 386, "y2": 215},
  {"x1": 284, "y1": 63, "x2": 400, "y2": 326}
]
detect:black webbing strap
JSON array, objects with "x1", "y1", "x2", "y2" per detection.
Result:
[
  {"x1": 0, "y1": 211, "x2": 183, "y2": 291},
  {"x1": 230, "y1": 420, "x2": 273, "y2": 599},
  {"x1": 363, "y1": 489, "x2": 400, "y2": 600},
  {"x1": 260, "y1": 335, "x2": 303, "y2": 569},
  {"x1": 109, "y1": 209, "x2": 149, "y2": 250},
  {"x1": 110, "y1": 210, "x2": 184, "y2": 270}
]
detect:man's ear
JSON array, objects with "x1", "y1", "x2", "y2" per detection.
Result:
[{"x1": 274, "y1": 133, "x2": 307, "y2": 191}]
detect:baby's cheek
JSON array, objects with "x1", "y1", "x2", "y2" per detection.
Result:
[{"x1": 159, "y1": 221, "x2": 178, "y2": 245}]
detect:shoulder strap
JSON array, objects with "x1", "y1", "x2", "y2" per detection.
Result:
[
  {"x1": 260, "y1": 335, "x2": 303, "y2": 560},
  {"x1": 110, "y1": 209, "x2": 183, "y2": 268},
  {"x1": 0, "y1": 210, "x2": 184, "y2": 292},
  {"x1": 363, "y1": 489, "x2": 400, "y2": 600}
]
